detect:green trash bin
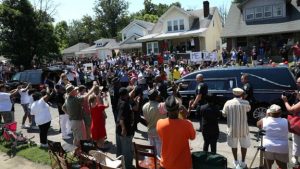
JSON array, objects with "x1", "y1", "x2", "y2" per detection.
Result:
[{"x1": 192, "y1": 151, "x2": 227, "y2": 169}]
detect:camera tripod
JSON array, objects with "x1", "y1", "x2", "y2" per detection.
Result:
[{"x1": 249, "y1": 129, "x2": 270, "y2": 169}]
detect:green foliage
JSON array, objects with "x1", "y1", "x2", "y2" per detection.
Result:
[
  {"x1": 94, "y1": 0, "x2": 129, "y2": 38},
  {"x1": 0, "y1": 0, "x2": 60, "y2": 68},
  {"x1": 55, "y1": 21, "x2": 69, "y2": 51},
  {"x1": 133, "y1": 13, "x2": 159, "y2": 23}
]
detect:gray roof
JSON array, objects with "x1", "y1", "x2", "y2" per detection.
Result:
[
  {"x1": 62, "y1": 43, "x2": 89, "y2": 54},
  {"x1": 222, "y1": 0, "x2": 300, "y2": 38},
  {"x1": 134, "y1": 19, "x2": 155, "y2": 31}
]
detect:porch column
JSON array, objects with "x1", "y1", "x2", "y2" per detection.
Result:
[{"x1": 227, "y1": 38, "x2": 233, "y2": 51}]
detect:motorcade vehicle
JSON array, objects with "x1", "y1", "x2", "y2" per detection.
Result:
[
  {"x1": 6, "y1": 68, "x2": 63, "y2": 90},
  {"x1": 173, "y1": 66, "x2": 297, "y2": 121}
]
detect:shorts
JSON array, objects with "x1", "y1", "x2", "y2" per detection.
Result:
[
  {"x1": 21, "y1": 104, "x2": 30, "y2": 114},
  {"x1": 264, "y1": 152, "x2": 289, "y2": 163},
  {"x1": 227, "y1": 134, "x2": 251, "y2": 148}
]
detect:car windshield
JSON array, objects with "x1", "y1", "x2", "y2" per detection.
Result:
[
  {"x1": 12, "y1": 72, "x2": 21, "y2": 81},
  {"x1": 27, "y1": 72, "x2": 41, "y2": 84}
]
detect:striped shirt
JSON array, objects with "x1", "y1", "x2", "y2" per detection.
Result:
[{"x1": 222, "y1": 98, "x2": 251, "y2": 138}]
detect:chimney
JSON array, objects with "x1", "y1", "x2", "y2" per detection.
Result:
[
  {"x1": 203, "y1": 1, "x2": 210, "y2": 18},
  {"x1": 297, "y1": 0, "x2": 300, "y2": 6}
]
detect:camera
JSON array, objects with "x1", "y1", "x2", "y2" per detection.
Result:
[{"x1": 282, "y1": 90, "x2": 295, "y2": 97}]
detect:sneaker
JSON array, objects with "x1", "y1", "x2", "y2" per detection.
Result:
[
  {"x1": 30, "y1": 126, "x2": 39, "y2": 130},
  {"x1": 233, "y1": 160, "x2": 239, "y2": 168},
  {"x1": 21, "y1": 124, "x2": 30, "y2": 129},
  {"x1": 239, "y1": 161, "x2": 247, "y2": 168},
  {"x1": 40, "y1": 143, "x2": 48, "y2": 148}
]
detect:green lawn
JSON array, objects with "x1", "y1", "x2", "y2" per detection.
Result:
[{"x1": 0, "y1": 140, "x2": 51, "y2": 165}]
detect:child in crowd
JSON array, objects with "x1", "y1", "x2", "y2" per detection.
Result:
[
  {"x1": 18, "y1": 83, "x2": 31, "y2": 128},
  {"x1": 88, "y1": 94, "x2": 109, "y2": 148}
]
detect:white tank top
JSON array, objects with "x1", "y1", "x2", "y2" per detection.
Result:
[{"x1": 262, "y1": 117, "x2": 289, "y2": 154}]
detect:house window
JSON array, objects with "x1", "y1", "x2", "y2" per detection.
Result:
[
  {"x1": 123, "y1": 33, "x2": 126, "y2": 40},
  {"x1": 146, "y1": 42, "x2": 159, "y2": 54},
  {"x1": 273, "y1": 4, "x2": 283, "y2": 17},
  {"x1": 173, "y1": 20, "x2": 178, "y2": 31},
  {"x1": 245, "y1": 8, "x2": 254, "y2": 20},
  {"x1": 179, "y1": 19, "x2": 184, "y2": 30},
  {"x1": 264, "y1": 6, "x2": 272, "y2": 18},
  {"x1": 255, "y1": 7, "x2": 263, "y2": 19},
  {"x1": 167, "y1": 21, "x2": 172, "y2": 32}
]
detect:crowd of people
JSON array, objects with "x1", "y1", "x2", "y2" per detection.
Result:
[{"x1": 0, "y1": 45, "x2": 300, "y2": 169}]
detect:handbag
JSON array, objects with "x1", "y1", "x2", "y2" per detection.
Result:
[{"x1": 287, "y1": 114, "x2": 300, "y2": 135}]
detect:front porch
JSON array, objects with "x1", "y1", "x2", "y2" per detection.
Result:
[
  {"x1": 142, "y1": 37, "x2": 206, "y2": 60},
  {"x1": 227, "y1": 32, "x2": 300, "y2": 61}
]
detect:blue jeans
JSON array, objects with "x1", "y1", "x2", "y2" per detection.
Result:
[
  {"x1": 116, "y1": 134, "x2": 133, "y2": 168},
  {"x1": 148, "y1": 133, "x2": 161, "y2": 157}
]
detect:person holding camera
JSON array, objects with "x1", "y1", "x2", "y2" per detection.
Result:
[
  {"x1": 257, "y1": 104, "x2": 289, "y2": 169},
  {"x1": 282, "y1": 88, "x2": 300, "y2": 165}
]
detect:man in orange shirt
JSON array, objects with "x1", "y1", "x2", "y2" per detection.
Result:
[{"x1": 156, "y1": 96, "x2": 196, "y2": 169}]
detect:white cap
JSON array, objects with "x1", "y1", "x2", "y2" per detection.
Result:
[
  {"x1": 232, "y1": 88, "x2": 244, "y2": 96},
  {"x1": 268, "y1": 104, "x2": 281, "y2": 114}
]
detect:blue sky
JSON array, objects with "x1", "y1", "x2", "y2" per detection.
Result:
[{"x1": 29, "y1": 0, "x2": 231, "y2": 23}]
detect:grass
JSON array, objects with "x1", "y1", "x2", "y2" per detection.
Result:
[{"x1": 0, "y1": 139, "x2": 51, "y2": 165}]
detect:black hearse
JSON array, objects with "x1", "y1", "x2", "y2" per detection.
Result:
[{"x1": 174, "y1": 66, "x2": 297, "y2": 121}]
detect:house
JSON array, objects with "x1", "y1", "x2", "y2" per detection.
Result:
[
  {"x1": 222, "y1": 0, "x2": 300, "y2": 58},
  {"x1": 119, "y1": 19, "x2": 154, "y2": 55},
  {"x1": 75, "y1": 39, "x2": 119, "y2": 61},
  {"x1": 62, "y1": 43, "x2": 89, "y2": 61},
  {"x1": 137, "y1": 1, "x2": 223, "y2": 59}
]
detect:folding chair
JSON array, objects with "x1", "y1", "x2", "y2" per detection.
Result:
[
  {"x1": 48, "y1": 140, "x2": 84, "y2": 169},
  {"x1": 89, "y1": 150, "x2": 125, "y2": 169},
  {"x1": 133, "y1": 142, "x2": 160, "y2": 169},
  {"x1": 48, "y1": 140, "x2": 69, "y2": 169}
]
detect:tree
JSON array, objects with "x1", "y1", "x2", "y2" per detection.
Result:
[
  {"x1": 55, "y1": 21, "x2": 69, "y2": 51},
  {"x1": 218, "y1": 2, "x2": 229, "y2": 26},
  {"x1": 94, "y1": 0, "x2": 129, "y2": 38},
  {"x1": 0, "y1": 0, "x2": 60, "y2": 68},
  {"x1": 0, "y1": 0, "x2": 38, "y2": 68}
]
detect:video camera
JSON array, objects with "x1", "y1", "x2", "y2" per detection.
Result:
[{"x1": 254, "y1": 129, "x2": 266, "y2": 142}]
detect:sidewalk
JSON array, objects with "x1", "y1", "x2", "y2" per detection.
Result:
[{"x1": 0, "y1": 152, "x2": 51, "y2": 169}]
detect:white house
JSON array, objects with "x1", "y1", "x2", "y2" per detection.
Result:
[
  {"x1": 138, "y1": 1, "x2": 223, "y2": 59},
  {"x1": 119, "y1": 19, "x2": 154, "y2": 55},
  {"x1": 62, "y1": 43, "x2": 89, "y2": 61},
  {"x1": 76, "y1": 39, "x2": 119, "y2": 61}
]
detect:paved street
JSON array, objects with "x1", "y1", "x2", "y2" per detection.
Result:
[{"x1": 2, "y1": 98, "x2": 292, "y2": 169}]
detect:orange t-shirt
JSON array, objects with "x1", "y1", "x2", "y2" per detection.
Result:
[{"x1": 156, "y1": 118, "x2": 196, "y2": 169}]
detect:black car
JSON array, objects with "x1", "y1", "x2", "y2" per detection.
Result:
[
  {"x1": 173, "y1": 66, "x2": 297, "y2": 121},
  {"x1": 6, "y1": 69, "x2": 63, "y2": 90}
]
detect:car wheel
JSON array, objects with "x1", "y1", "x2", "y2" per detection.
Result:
[{"x1": 252, "y1": 106, "x2": 268, "y2": 120}]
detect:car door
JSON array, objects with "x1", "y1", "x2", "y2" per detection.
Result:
[{"x1": 205, "y1": 77, "x2": 238, "y2": 110}]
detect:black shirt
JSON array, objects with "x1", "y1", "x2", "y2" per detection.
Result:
[
  {"x1": 195, "y1": 82, "x2": 208, "y2": 106},
  {"x1": 243, "y1": 82, "x2": 254, "y2": 101},
  {"x1": 116, "y1": 99, "x2": 135, "y2": 136},
  {"x1": 56, "y1": 92, "x2": 65, "y2": 115},
  {"x1": 200, "y1": 103, "x2": 220, "y2": 138}
]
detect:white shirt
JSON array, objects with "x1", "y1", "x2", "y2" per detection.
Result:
[
  {"x1": 31, "y1": 98, "x2": 52, "y2": 125},
  {"x1": 19, "y1": 89, "x2": 30, "y2": 104},
  {"x1": 0, "y1": 92, "x2": 12, "y2": 112},
  {"x1": 263, "y1": 117, "x2": 289, "y2": 154}
]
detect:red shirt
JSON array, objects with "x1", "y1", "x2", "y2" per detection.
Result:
[{"x1": 293, "y1": 45, "x2": 300, "y2": 56}]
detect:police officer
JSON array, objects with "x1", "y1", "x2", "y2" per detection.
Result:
[{"x1": 190, "y1": 74, "x2": 208, "y2": 131}]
